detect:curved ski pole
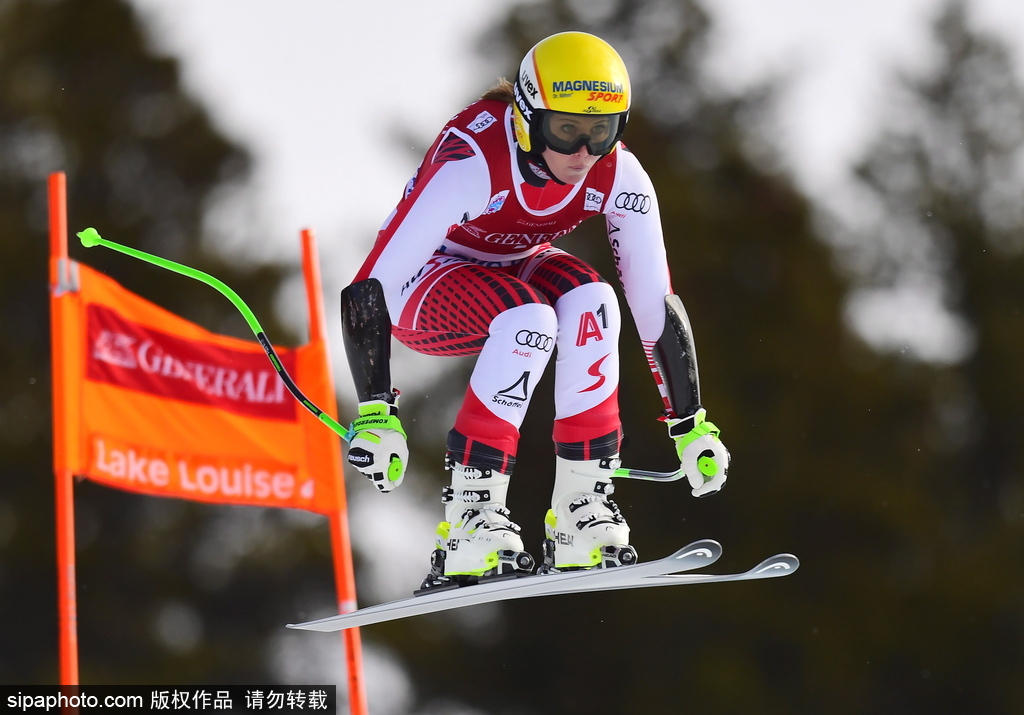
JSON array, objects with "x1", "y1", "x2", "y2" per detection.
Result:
[
  {"x1": 567, "y1": 461, "x2": 686, "y2": 483},
  {"x1": 609, "y1": 466, "x2": 686, "y2": 482},
  {"x1": 76, "y1": 227, "x2": 355, "y2": 443}
]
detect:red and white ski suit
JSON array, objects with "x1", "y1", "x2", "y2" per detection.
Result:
[{"x1": 353, "y1": 99, "x2": 673, "y2": 473}]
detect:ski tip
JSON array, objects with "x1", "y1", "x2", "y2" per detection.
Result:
[
  {"x1": 752, "y1": 554, "x2": 800, "y2": 576},
  {"x1": 670, "y1": 539, "x2": 723, "y2": 564},
  {"x1": 286, "y1": 617, "x2": 341, "y2": 632},
  {"x1": 285, "y1": 621, "x2": 315, "y2": 631}
]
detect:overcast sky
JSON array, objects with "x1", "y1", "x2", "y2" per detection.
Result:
[
  {"x1": 117, "y1": 0, "x2": 1024, "y2": 403},
  {"x1": 119, "y1": 0, "x2": 1024, "y2": 376},
  {"x1": 123, "y1": 0, "x2": 1024, "y2": 240},
  {"x1": 163, "y1": 2, "x2": 1023, "y2": 369}
]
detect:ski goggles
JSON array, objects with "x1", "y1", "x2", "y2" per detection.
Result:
[{"x1": 538, "y1": 110, "x2": 626, "y2": 156}]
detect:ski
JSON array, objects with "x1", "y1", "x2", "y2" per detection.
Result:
[
  {"x1": 287, "y1": 540, "x2": 795, "y2": 632},
  {"x1": 538, "y1": 552, "x2": 799, "y2": 597},
  {"x1": 288, "y1": 540, "x2": 720, "y2": 632}
]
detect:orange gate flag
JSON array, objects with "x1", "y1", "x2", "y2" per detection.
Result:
[{"x1": 54, "y1": 260, "x2": 342, "y2": 514}]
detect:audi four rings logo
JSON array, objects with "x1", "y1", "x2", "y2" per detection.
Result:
[
  {"x1": 516, "y1": 330, "x2": 553, "y2": 351},
  {"x1": 614, "y1": 192, "x2": 652, "y2": 214}
]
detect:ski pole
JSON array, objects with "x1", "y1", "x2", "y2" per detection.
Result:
[{"x1": 76, "y1": 227, "x2": 355, "y2": 443}]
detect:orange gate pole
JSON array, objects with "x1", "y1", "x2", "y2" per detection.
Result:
[
  {"x1": 48, "y1": 171, "x2": 80, "y2": 686},
  {"x1": 301, "y1": 228, "x2": 368, "y2": 715}
]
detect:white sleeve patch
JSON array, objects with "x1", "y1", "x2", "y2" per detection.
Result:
[
  {"x1": 584, "y1": 188, "x2": 606, "y2": 212},
  {"x1": 468, "y1": 110, "x2": 497, "y2": 133}
]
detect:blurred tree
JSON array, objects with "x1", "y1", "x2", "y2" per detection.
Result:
[
  {"x1": 0, "y1": 0, "x2": 334, "y2": 685},
  {"x1": 5, "y1": 0, "x2": 1022, "y2": 712},
  {"x1": 832, "y1": 1, "x2": 1024, "y2": 710},
  {"x1": 385, "y1": 1, "x2": 1024, "y2": 714}
]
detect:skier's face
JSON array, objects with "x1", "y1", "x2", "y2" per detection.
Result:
[{"x1": 541, "y1": 144, "x2": 601, "y2": 184}]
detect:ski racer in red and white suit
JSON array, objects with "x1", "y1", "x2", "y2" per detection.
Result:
[
  {"x1": 355, "y1": 98, "x2": 668, "y2": 469},
  {"x1": 341, "y1": 32, "x2": 729, "y2": 584}
]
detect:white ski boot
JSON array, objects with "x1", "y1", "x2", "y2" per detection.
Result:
[
  {"x1": 540, "y1": 455, "x2": 637, "y2": 572},
  {"x1": 418, "y1": 456, "x2": 535, "y2": 592}
]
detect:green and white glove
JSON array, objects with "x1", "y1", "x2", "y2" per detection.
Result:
[
  {"x1": 662, "y1": 408, "x2": 729, "y2": 497},
  {"x1": 346, "y1": 396, "x2": 408, "y2": 493}
]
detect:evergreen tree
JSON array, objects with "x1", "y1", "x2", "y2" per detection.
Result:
[{"x1": 0, "y1": 0, "x2": 330, "y2": 685}]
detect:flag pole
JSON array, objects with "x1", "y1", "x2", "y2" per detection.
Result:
[
  {"x1": 300, "y1": 229, "x2": 368, "y2": 715},
  {"x1": 49, "y1": 171, "x2": 80, "y2": 686}
]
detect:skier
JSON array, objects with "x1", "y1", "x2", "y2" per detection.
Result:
[{"x1": 340, "y1": 31, "x2": 730, "y2": 589}]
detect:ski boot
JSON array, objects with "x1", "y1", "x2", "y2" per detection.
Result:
[
  {"x1": 417, "y1": 456, "x2": 535, "y2": 593},
  {"x1": 539, "y1": 455, "x2": 638, "y2": 573}
]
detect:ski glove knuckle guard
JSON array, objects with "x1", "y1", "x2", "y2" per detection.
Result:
[
  {"x1": 662, "y1": 408, "x2": 730, "y2": 497},
  {"x1": 347, "y1": 398, "x2": 409, "y2": 493}
]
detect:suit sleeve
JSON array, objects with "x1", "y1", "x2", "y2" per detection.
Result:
[
  {"x1": 604, "y1": 148, "x2": 672, "y2": 346},
  {"x1": 354, "y1": 127, "x2": 492, "y2": 316}
]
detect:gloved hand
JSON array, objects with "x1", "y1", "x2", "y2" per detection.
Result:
[
  {"x1": 346, "y1": 396, "x2": 408, "y2": 492},
  {"x1": 662, "y1": 408, "x2": 729, "y2": 497}
]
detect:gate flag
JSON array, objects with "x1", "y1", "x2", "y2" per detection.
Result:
[
  {"x1": 54, "y1": 261, "x2": 341, "y2": 514},
  {"x1": 49, "y1": 171, "x2": 366, "y2": 715}
]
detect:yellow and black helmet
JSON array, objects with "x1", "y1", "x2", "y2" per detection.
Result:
[{"x1": 513, "y1": 31, "x2": 631, "y2": 156}]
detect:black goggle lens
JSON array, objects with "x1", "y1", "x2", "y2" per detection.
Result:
[{"x1": 539, "y1": 111, "x2": 624, "y2": 156}]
